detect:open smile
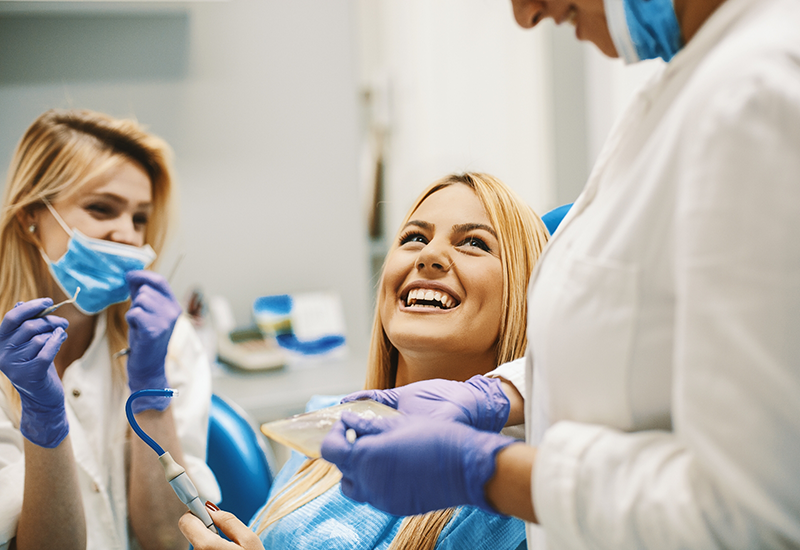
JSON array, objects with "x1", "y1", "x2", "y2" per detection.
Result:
[{"x1": 400, "y1": 284, "x2": 461, "y2": 311}]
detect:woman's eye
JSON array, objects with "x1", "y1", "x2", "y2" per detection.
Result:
[
  {"x1": 399, "y1": 232, "x2": 428, "y2": 246},
  {"x1": 133, "y1": 214, "x2": 149, "y2": 227},
  {"x1": 86, "y1": 203, "x2": 113, "y2": 217},
  {"x1": 459, "y1": 236, "x2": 491, "y2": 252}
]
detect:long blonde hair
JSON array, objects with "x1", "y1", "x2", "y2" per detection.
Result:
[
  {"x1": 255, "y1": 173, "x2": 549, "y2": 549},
  {"x1": 0, "y1": 108, "x2": 175, "y2": 422}
]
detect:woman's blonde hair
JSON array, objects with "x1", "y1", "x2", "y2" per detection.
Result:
[
  {"x1": 256, "y1": 173, "x2": 548, "y2": 549},
  {"x1": 0, "y1": 108, "x2": 175, "y2": 421}
]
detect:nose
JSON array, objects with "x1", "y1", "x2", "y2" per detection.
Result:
[
  {"x1": 511, "y1": 0, "x2": 545, "y2": 29},
  {"x1": 415, "y1": 239, "x2": 452, "y2": 274},
  {"x1": 107, "y1": 215, "x2": 142, "y2": 247}
]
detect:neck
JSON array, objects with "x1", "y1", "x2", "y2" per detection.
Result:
[
  {"x1": 395, "y1": 347, "x2": 497, "y2": 387},
  {"x1": 674, "y1": 0, "x2": 727, "y2": 45}
]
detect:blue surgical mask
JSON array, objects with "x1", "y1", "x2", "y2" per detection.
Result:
[
  {"x1": 604, "y1": 0, "x2": 684, "y2": 64},
  {"x1": 40, "y1": 199, "x2": 157, "y2": 315}
]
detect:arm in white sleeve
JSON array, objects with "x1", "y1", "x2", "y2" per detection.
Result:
[
  {"x1": 0, "y1": 397, "x2": 25, "y2": 548},
  {"x1": 535, "y1": 60, "x2": 800, "y2": 548},
  {"x1": 486, "y1": 358, "x2": 526, "y2": 439},
  {"x1": 166, "y1": 316, "x2": 221, "y2": 504}
]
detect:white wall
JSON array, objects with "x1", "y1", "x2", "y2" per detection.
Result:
[
  {"x1": 356, "y1": 0, "x2": 555, "y2": 245},
  {"x1": 0, "y1": 0, "x2": 372, "y2": 356}
]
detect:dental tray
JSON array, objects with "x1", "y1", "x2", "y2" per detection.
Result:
[{"x1": 260, "y1": 399, "x2": 402, "y2": 458}]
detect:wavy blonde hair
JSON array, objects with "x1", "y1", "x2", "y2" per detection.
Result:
[
  {"x1": 0, "y1": 108, "x2": 175, "y2": 422},
  {"x1": 255, "y1": 173, "x2": 548, "y2": 549}
]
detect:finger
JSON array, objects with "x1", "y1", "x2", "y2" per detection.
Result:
[
  {"x1": 321, "y1": 420, "x2": 353, "y2": 467},
  {"x1": 341, "y1": 389, "x2": 399, "y2": 409},
  {"x1": 206, "y1": 508, "x2": 264, "y2": 550},
  {"x1": 126, "y1": 270, "x2": 176, "y2": 301},
  {"x1": 1, "y1": 299, "x2": 54, "y2": 334},
  {"x1": 7, "y1": 317, "x2": 68, "y2": 347},
  {"x1": 339, "y1": 411, "x2": 398, "y2": 437},
  {"x1": 37, "y1": 327, "x2": 68, "y2": 364},
  {"x1": 178, "y1": 511, "x2": 239, "y2": 550}
]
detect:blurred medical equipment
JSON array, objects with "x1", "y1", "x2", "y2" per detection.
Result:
[
  {"x1": 253, "y1": 292, "x2": 346, "y2": 357},
  {"x1": 206, "y1": 394, "x2": 275, "y2": 523},
  {"x1": 126, "y1": 389, "x2": 218, "y2": 534},
  {"x1": 33, "y1": 286, "x2": 80, "y2": 318},
  {"x1": 260, "y1": 399, "x2": 401, "y2": 458},
  {"x1": 209, "y1": 296, "x2": 286, "y2": 371}
]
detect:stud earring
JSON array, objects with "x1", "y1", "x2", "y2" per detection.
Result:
[{"x1": 28, "y1": 224, "x2": 36, "y2": 233}]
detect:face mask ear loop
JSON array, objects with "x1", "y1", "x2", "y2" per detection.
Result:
[
  {"x1": 42, "y1": 198, "x2": 74, "y2": 238},
  {"x1": 603, "y1": 0, "x2": 640, "y2": 64}
]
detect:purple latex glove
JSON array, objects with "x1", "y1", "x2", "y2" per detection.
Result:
[
  {"x1": 0, "y1": 299, "x2": 69, "y2": 448},
  {"x1": 342, "y1": 375, "x2": 510, "y2": 433},
  {"x1": 125, "y1": 271, "x2": 181, "y2": 413},
  {"x1": 322, "y1": 411, "x2": 515, "y2": 516}
]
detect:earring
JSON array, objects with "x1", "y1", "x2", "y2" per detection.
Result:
[{"x1": 28, "y1": 224, "x2": 36, "y2": 233}]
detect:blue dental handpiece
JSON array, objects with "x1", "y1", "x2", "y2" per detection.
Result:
[{"x1": 126, "y1": 388, "x2": 217, "y2": 534}]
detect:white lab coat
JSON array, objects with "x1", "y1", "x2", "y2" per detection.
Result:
[
  {"x1": 525, "y1": 0, "x2": 800, "y2": 547},
  {"x1": 0, "y1": 315, "x2": 221, "y2": 550}
]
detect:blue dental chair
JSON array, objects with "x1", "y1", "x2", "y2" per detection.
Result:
[
  {"x1": 541, "y1": 203, "x2": 573, "y2": 236},
  {"x1": 206, "y1": 394, "x2": 275, "y2": 524}
]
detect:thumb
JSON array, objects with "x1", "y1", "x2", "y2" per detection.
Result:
[{"x1": 207, "y1": 507, "x2": 263, "y2": 549}]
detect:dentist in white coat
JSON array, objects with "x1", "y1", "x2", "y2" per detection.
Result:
[{"x1": 317, "y1": 0, "x2": 800, "y2": 548}]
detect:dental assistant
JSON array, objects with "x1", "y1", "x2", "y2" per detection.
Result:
[
  {"x1": 0, "y1": 109, "x2": 219, "y2": 550},
  {"x1": 321, "y1": 0, "x2": 800, "y2": 548}
]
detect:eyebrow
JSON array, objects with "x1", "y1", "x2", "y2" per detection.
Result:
[
  {"x1": 86, "y1": 192, "x2": 153, "y2": 210},
  {"x1": 403, "y1": 220, "x2": 498, "y2": 239}
]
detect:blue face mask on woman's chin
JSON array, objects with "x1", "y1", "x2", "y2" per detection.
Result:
[
  {"x1": 40, "y1": 199, "x2": 157, "y2": 315},
  {"x1": 604, "y1": 0, "x2": 684, "y2": 64}
]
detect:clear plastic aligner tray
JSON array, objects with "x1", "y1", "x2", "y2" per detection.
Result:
[{"x1": 260, "y1": 399, "x2": 402, "y2": 458}]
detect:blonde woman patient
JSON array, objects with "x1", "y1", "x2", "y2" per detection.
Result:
[
  {"x1": 180, "y1": 173, "x2": 548, "y2": 550},
  {"x1": 0, "y1": 109, "x2": 219, "y2": 550}
]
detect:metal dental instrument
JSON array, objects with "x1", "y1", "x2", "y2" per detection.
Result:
[
  {"x1": 34, "y1": 287, "x2": 81, "y2": 318},
  {"x1": 126, "y1": 389, "x2": 218, "y2": 534}
]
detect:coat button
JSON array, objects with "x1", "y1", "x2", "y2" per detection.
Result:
[{"x1": 72, "y1": 389, "x2": 81, "y2": 398}]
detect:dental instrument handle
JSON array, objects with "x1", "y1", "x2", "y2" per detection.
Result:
[{"x1": 158, "y1": 452, "x2": 218, "y2": 534}]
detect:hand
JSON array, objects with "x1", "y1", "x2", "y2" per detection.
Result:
[
  {"x1": 125, "y1": 271, "x2": 182, "y2": 413},
  {"x1": 179, "y1": 505, "x2": 265, "y2": 550},
  {"x1": 0, "y1": 299, "x2": 69, "y2": 448},
  {"x1": 321, "y1": 411, "x2": 515, "y2": 516},
  {"x1": 342, "y1": 375, "x2": 511, "y2": 432}
]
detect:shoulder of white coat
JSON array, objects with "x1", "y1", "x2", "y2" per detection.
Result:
[
  {"x1": 165, "y1": 315, "x2": 212, "y2": 382},
  {"x1": 688, "y1": 4, "x2": 800, "y2": 119}
]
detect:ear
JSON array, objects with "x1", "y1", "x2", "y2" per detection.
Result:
[{"x1": 16, "y1": 207, "x2": 42, "y2": 245}]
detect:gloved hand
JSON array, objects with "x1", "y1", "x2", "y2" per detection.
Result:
[
  {"x1": 321, "y1": 411, "x2": 515, "y2": 516},
  {"x1": 342, "y1": 375, "x2": 511, "y2": 433},
  {"x1": 125, "y1": 271, "x2": 182, "y2": 413},
  {"x1": 0, "y1": 299, "x2": 69, "y2": 448}
]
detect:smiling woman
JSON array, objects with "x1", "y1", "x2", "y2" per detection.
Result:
[
  {"x1": 0, "y1": 109, "x2": 219, "y2": 550},
  {"x1": 179, "y1": 173, "x2": 549, "y2": 550}
]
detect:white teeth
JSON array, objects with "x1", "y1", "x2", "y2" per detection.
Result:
[{"x1": 404, "y1": 287, "x2": 457, "y2": 309}]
